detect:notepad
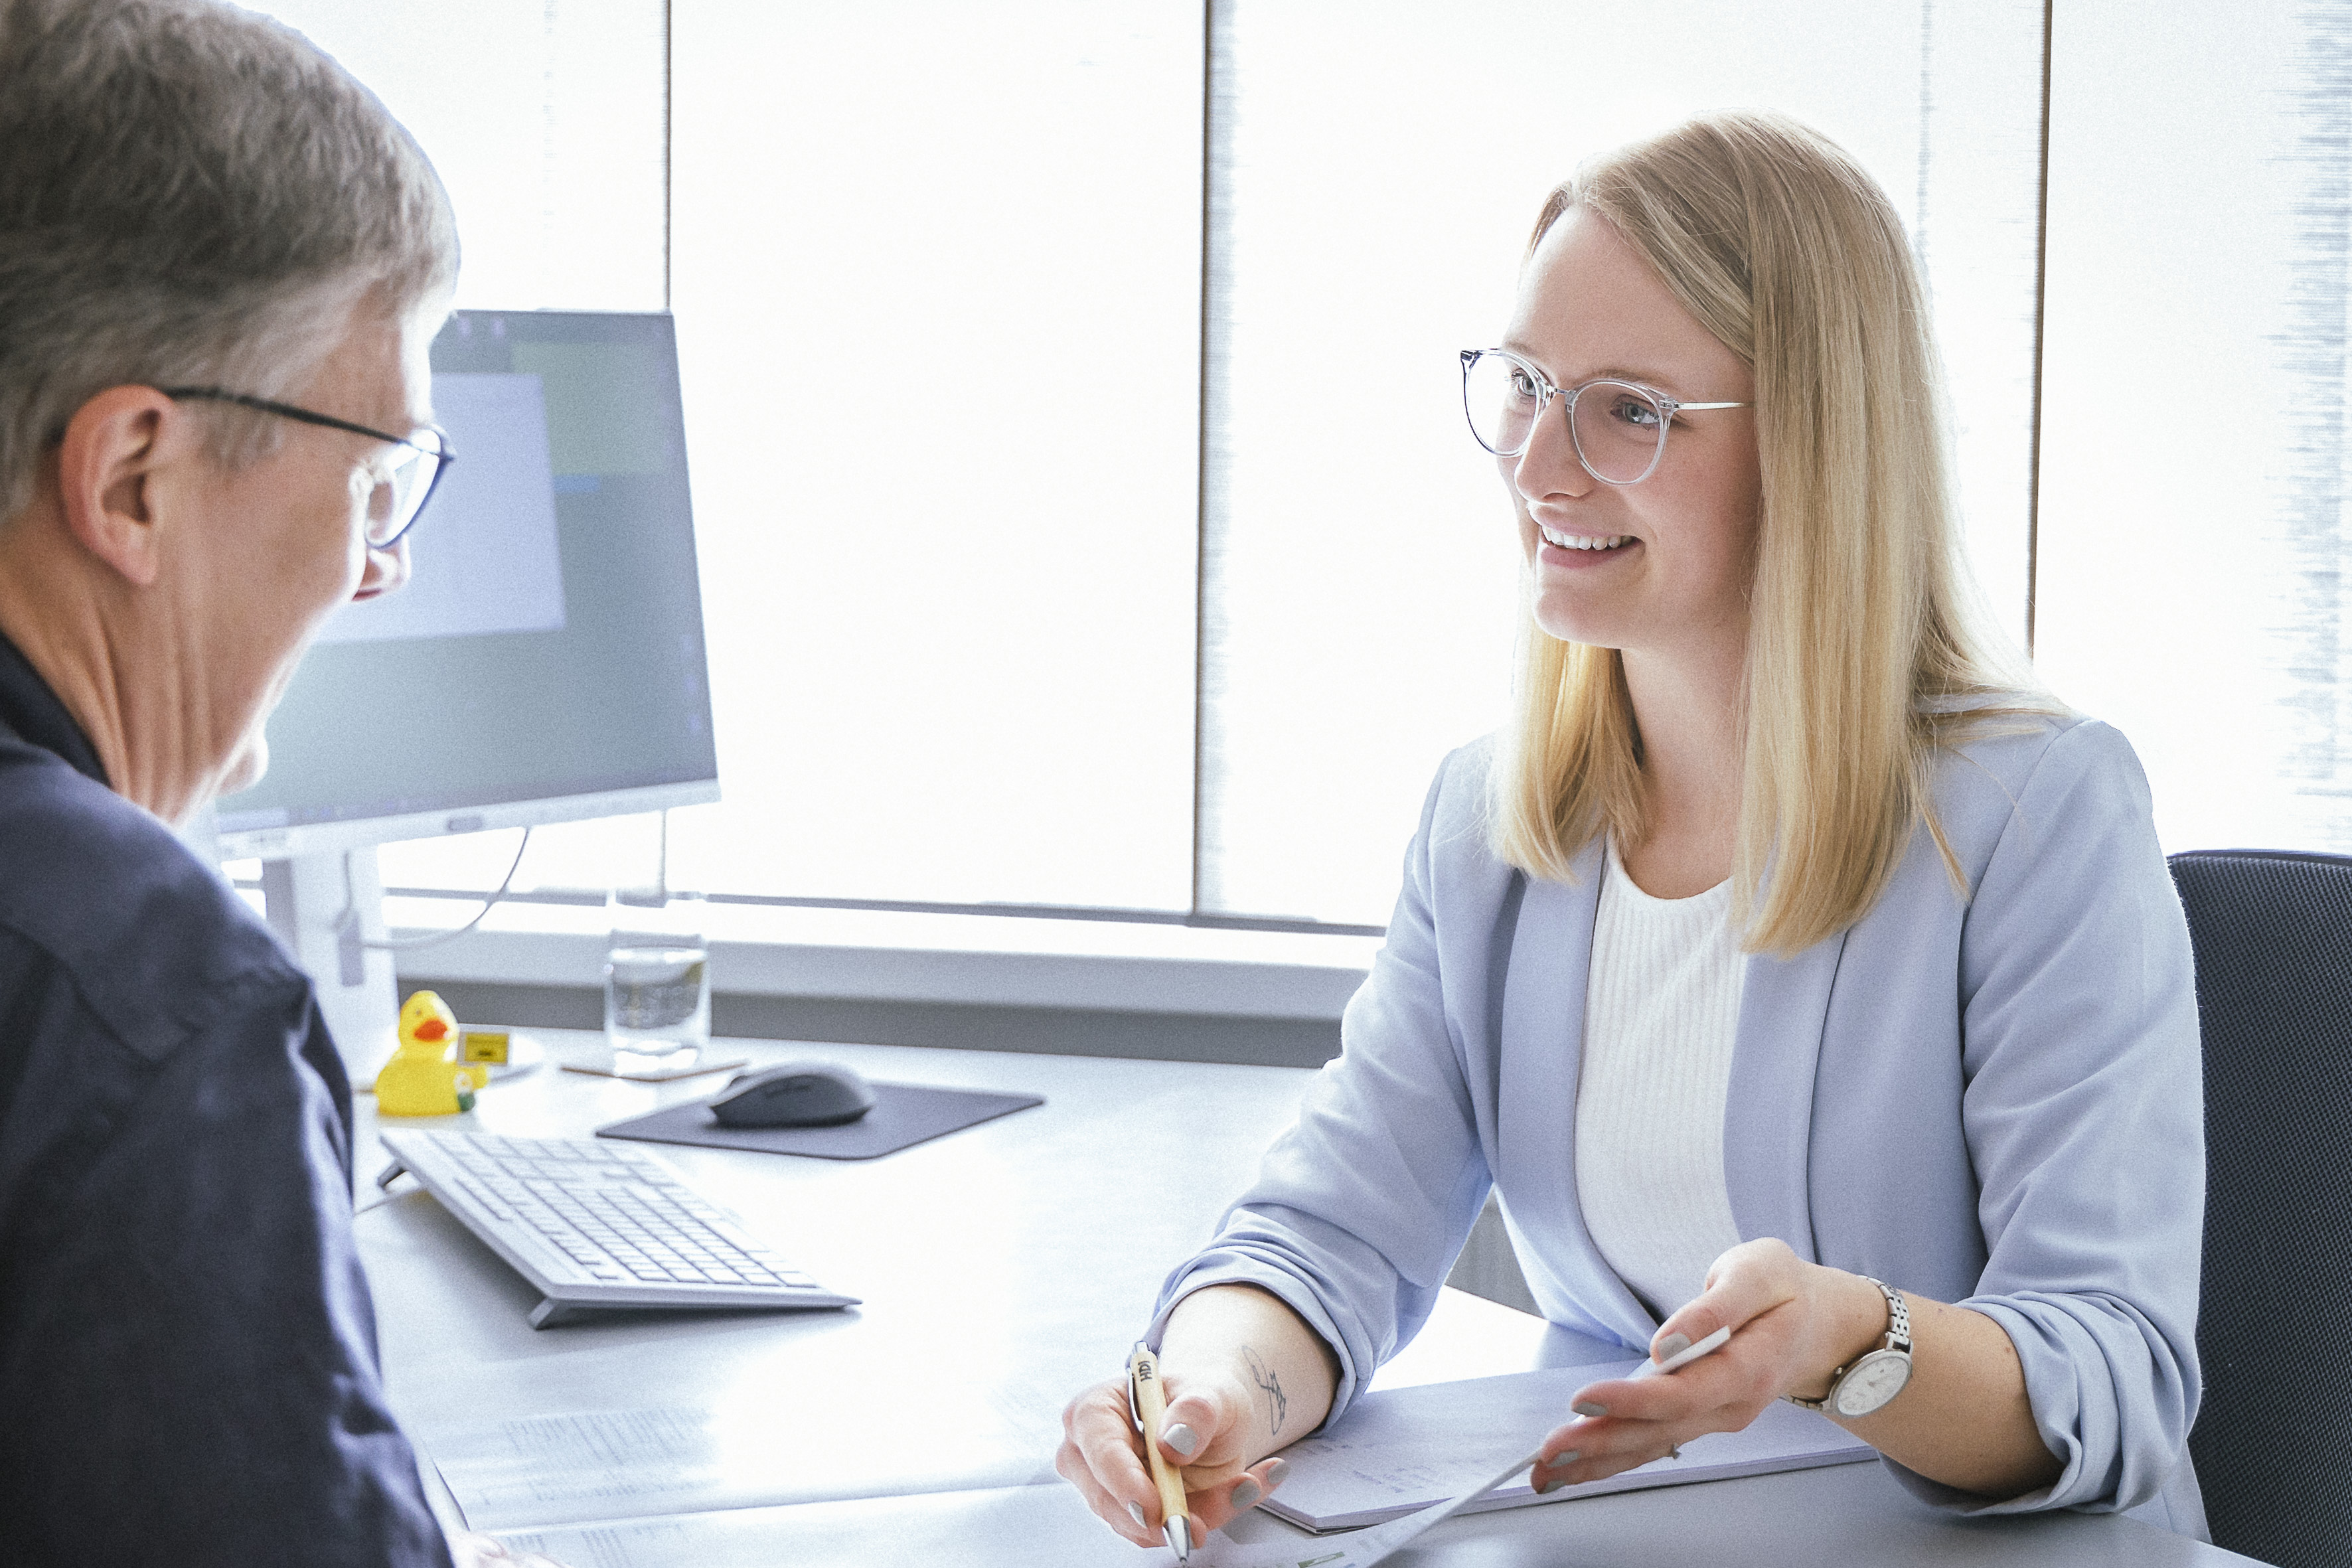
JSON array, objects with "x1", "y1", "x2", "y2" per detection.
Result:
[{"x1": 1261, "y1": 1358, "x2": 1876, "y2": 1533}]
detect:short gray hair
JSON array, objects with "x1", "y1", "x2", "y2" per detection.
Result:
[{"x1": 0, "y1": 0, "x2": 459, "y2": 520}]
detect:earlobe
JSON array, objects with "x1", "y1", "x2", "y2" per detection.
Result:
[{"x1": 55, "y1": 386, "x2": 181, "y2": 588}]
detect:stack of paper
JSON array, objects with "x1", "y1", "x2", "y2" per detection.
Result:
[{"x1": 1263, "y1": 1357, "x2": 1875, "y2": 1533}]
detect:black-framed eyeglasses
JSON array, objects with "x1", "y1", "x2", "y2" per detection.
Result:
[
  {"x1": 161, "y1": 386, "x2": 453, "y2": 549},
  {"x1": 1459, "y1": 349, "x2": 1746, "y2": 486}
]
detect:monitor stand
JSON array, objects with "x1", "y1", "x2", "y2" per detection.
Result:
[
  {"x1": 257, "y1": 845, "x2": 548, "y2": 1093},
  {"x1": 263, "y1": 846, "x2": 400, "y2": 1091}
]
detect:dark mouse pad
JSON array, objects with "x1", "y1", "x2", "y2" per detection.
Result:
[{"x1": 595, "y1": 1082, "x2": 1044, "y2": 1160}]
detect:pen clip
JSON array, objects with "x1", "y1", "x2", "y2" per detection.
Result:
[{"x1": 1126, "y1": 1344, "x2": 1147, "y2": 1433}]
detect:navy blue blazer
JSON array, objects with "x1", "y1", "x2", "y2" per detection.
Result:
[{"x1": 1156, "y1": 713, "x2": 2205, "y2": 1530}]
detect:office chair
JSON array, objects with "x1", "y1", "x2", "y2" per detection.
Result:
[{"x1": 2169, "y1": 848, "x2": 2352, "y2": 1568}]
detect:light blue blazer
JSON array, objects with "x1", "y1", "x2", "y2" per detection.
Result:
[{"x1": 1154, "y1": 713, "x2": 2205, "y2": 1530}]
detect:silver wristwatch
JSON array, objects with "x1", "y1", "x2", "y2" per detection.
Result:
[{"x1": 1786, "y1": 1276, "x2": 1912, "y2": 1418}]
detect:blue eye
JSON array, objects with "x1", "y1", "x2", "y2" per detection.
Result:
[{"x1": 1608, "y1": 394, "x2": 1663, "y2": 429}]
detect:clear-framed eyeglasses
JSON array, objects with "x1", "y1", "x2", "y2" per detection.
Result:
[
  {"x1": 161, "y1": 386, "x2": 454, "y2": 549},
  {"x1": 1458, "y1": 348, "x2": 1746, "y2": 486}
]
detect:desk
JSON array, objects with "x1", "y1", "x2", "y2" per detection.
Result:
[{"x1": 354, "y1": 1030, "x2": 2254, "y2": 1566}]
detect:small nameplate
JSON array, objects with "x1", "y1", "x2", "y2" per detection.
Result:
[{"x1": 462, "y1": 1030, "x2": 511, "y2": 1064}]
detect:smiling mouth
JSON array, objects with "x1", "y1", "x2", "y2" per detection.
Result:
[{"x1": 1539, "y1": 524, "x2": 1634, "y2": 552}]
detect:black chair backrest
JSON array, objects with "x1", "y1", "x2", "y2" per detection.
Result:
[{"x1": 2170, "y1": 849, "x2": 2352, "y2": 1567}]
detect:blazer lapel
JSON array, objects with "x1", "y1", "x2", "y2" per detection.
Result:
[
  {"x1": 1722, "y1": 926, "x2": 1849, "y2": 1264},
  {"x1": 1495, "y1": 839, "x2": 1658, "y2": 1345}
]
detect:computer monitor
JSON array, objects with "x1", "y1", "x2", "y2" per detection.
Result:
[
  {"x1": 212, "y1": 309, "x2": 720, "y2": 1078},
  {"x1": 217, "y1": 309, "x2": 717, "y2": 855}
]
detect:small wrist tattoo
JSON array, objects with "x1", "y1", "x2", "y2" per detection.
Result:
[{"x1": 1242, "y1": 1345, "x2": 1289, "y2": 1436}]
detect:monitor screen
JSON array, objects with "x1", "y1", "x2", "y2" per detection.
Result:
[{"x1": 215, "y1": 310, "x2": 719, "y2": 858}]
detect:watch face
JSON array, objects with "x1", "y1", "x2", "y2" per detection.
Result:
[{"x1": 1832, "y1": 1350, "x2": 1912, "y2": 1418}]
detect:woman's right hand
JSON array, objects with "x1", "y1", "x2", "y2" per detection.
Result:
[{"x1": 1054, "y1": 1361, "x2": 1292, "y2": 1549}]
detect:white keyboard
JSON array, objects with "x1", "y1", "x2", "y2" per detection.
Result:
[{"x1": 376, "y1": 1129, "x2": 858, "y2": 1328}]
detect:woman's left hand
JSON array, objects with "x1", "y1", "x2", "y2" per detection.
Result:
[{"x1": 1527, "y1": 1237, "x2": 1881, "y2": 1491}]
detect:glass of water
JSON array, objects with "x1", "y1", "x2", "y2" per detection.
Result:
[{"x1": 605, "y1": 817, "x2": 710, "y2": 1073}]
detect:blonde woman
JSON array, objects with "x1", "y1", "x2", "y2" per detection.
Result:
[{"x1": 1056, "y1": 111, "x2": 2204, "y2": 1545}]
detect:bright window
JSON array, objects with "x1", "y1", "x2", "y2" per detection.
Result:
[
  {"x1": 665, "y1": 1, "x2": 1204, "y2": 912},
  {"x1": 243, "y1": 3, "x2": 2341, "y2": 945},
  {"x1": 2035, "y1": 0, "x2": 2352, "y2": 856}
]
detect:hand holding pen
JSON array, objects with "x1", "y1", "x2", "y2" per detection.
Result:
[
  {"x1": 1054, "y1": 1332, "x2": 1297, "y2": 1553},
  {"x1": 1127, "y1": 1344, "x2": 1195, "y2": 1560},
  {"x1": 1530, "y1": 1236, "x2": 1902, "y2": 1492},
  {"x1": 1528, "y1": 1319, "x2": 1735, "y2": 1494}
]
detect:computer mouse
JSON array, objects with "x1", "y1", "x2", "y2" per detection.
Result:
[{"x1": 708, "y1": 1061, "x2": 878, "y2": 1129}]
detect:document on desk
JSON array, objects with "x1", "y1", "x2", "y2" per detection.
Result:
[
  {"x1": 400, "y1": 1296, "x2": 1086, "y2": 1532},
  {"x1": 426, "y1": 1407, "x2": 767, "y2": 1529},
  {"x1": 426, "y1": 1394, "x2": 1058, "y2": 1531},
  {"x1": 501, "y1": 1516, "x2": 1371, "y2": 1568},
  {"x1": 490, "y1": 1480, "x2": 1400, "y2": 1568},
  {"x1": 1262, "y1": 1358, "x2": 1876, "y2": 1533}
]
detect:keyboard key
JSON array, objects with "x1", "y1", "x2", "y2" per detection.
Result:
[{"x1": 449, "y1": 1176, "x2": 513, "y2": 1219}]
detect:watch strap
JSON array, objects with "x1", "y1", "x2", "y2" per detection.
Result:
[
  {"x1": 1876, "y1": 1276, "x2": 1913, "y2": 1354},
  {"x1": 1786, "y1": 1276, "x2": 1909, "y2": 1411}
]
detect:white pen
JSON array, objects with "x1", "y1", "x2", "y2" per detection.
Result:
[{"x1": 1628, "y1": 1323, "x2": 1732, "y2": 1379}]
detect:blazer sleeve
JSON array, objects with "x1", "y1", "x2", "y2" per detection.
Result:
[
  {"x1": 1906, "y1": 718, "x2": 2204, "y2": 1516},
  {"x1": 1147, "y1": 751, "x2": 1494, "y2": 1427}
]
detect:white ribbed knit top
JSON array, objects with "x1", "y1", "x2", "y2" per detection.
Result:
[{"x1": 1573, "y1": 834, "x2": 1748, "y2": 1318}]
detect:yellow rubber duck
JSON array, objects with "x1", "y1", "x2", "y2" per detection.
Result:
[{"x1": 376, "y1": 989, "x2": 490, "y2": 1116}]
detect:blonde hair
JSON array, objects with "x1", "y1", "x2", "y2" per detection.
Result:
[{"x1": 1491, "y1": 110, "x2": 2048, "y2": 957}]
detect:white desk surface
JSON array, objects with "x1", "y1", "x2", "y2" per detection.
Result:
[{"x1": 353, "y1": 1028, "x2": 2254, "y2": 1566}]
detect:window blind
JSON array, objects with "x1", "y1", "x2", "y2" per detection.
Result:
[{"x1": 2035, "y1": 0, "x2": 2352, "y2": 854}]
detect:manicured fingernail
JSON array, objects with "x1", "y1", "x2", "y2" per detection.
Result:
[
  {"x1": 1654, "y1": 1332, "x2": 1691, "y2": 1360},
  {"x1": 1533, "y1": 1451, "x2": 1577, "y2": 1495},
  {"x1": 1571, "y1": 1400, "x2": 1608, "y2": 1418},
  {"x1": 1127, "y1": 1501, "x2": 1148, "y2": 1529},
  {"x1": 1162, "y1": 1423, "x2": 1199, "y2": 1458},
  {"x1": 1263, "y1": 1457, "x2": 1289, "y2": 1490},
  {"x1": 1231, "y1": 1477, "x2": 1263, "y2": 1510}
]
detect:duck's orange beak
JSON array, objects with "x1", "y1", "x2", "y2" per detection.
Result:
[{"x1": 412, "y1": 1018, "x2": 449, "y2": 1042}]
